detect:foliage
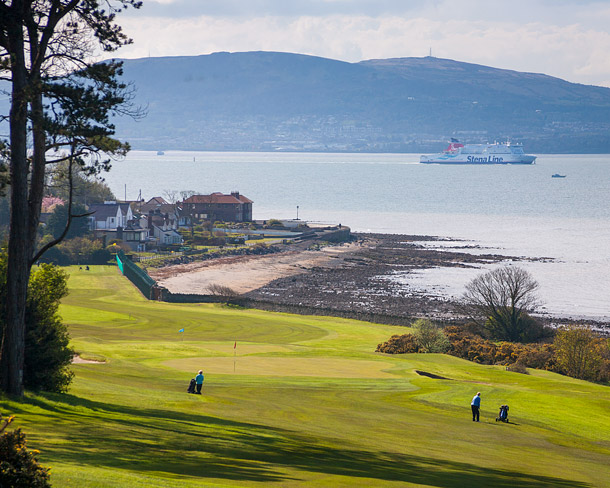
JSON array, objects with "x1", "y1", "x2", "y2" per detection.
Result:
[
  {"x1": 45, "y1": 203, "x2": 90, "y2": 240},
  {"x1": 460, "y1": 266, "x2": 544, "y2": 342},
  {"x1": 444, "y1": 325, "x2": 557, "y2": 369},
  {"x1": 1, "y1": 252, "x2": 74, "y2": 393},
  {"x1": 376, "y1": 333, "x2": 419, "y2": 353},
  {"x1": 266, "y1": 219, "x2": 283, "y2": 228},
  {"x1": 553, "y1": 325, "x2": 606, "y2": 381},
  {"x1": 46, "y1": 162, "x2": 116, "y2": 206},
  {"x1": 41, "y1": 237, "x2": 111, "y2": 266},
  {"x1": 24, "y1": 264, "x2": 74, "y2": 392},
  {"x1": 41, "y1": 196, "x2": 65, "y2": 213},
  {"x1": 207, "y1": 284, "x2": 240, "y2": 298},
  {"x1": 411, "y1": 319, "x2": 450, "y2": 353},
  {"x1": 0, "y1": 427, "x2": 51, "y2": 488},
  {"x1": 506, "y1": 361, "x2": 529, "y2": 374}
]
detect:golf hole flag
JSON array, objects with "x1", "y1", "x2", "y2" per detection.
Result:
[
  {"x1": 234, "y1": 341, "x2": 236, "y2": 349},
  {"x1": 179, "y1": 328, "x2": 185, "y2": 333}
]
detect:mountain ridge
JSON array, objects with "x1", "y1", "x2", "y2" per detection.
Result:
[{"x1": 108, "y1": 51, "x2": 610, "y2": 153}]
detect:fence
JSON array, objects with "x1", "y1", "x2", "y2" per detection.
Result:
[{"x1": 116, "y1": 250, "x2": 157, "y2": 299}]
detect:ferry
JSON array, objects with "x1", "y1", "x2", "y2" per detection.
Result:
[{"x1": 420, "y1": 140, "x2": 536, "y2": 164}]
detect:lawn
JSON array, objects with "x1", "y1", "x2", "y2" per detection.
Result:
[{"x1": 1, "y1": 265, "x2": 609, "y2": 487}]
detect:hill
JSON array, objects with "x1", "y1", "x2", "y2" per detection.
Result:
[
  {"x1": 111, "y1": 51, "x2": 610, "y2": 153},
  {"x1": 1, "y1": 265, "x2": 609, "y2": 487}
]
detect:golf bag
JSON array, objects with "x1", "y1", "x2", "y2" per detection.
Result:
[
  {"x1": 187, "y1": 378, "x2": 196, "y2": 394},
  {"x1": 496, "y1": 404, "x2": 509, "y2": 423}
]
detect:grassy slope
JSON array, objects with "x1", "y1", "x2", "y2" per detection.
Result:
[{"x1": 1, "y1": 265, "x2": 609, "y2": 487}]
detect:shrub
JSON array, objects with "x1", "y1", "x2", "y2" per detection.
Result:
[
  {"x1": 554, "y1": 325, "x2": 604, "y2": 381},
  {"x1": 506, "y1": 361, "x2": 529, "y2": 374},
  {"x1": 1, "y1": 254, "x2": 74, "y2": 392},
  {"x1": 207, "y1": 283, "x2": 239, "y2": 297},
  {"x1": 0, "y1": 419, "x2": 51, "y2": 488},
  {"x1": 411, "y1": 319, "x2": 450, "y2": 353},
  {"x1": 24, "y1": 263, "x2": 74, "y2": 392},
  {"x1": 376, "y1": 334, "x2": 419, "y2": 354}
]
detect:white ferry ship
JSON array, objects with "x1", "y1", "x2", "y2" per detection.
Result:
[{"x1": 420, "y1": 140, "x2": 536, "y2": 164}]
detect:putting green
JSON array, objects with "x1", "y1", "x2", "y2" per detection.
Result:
[{"x1": 165, "y1": 356, "x2": 398, "y2": 378}]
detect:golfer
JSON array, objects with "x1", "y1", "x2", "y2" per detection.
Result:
[
  {"x1": 195, "y1": 370, "x2": 204, "y2": 394},
  {"x1": 471, "y1": 392, "x2": 481, "y2": 421}
]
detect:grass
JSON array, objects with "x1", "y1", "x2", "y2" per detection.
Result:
[{"x1": 1, "y1": 265, "x2": 609, "y2": 487}]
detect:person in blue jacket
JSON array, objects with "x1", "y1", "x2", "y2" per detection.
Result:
[
  {"x1": 471, "y1": 392, "x2": 481, "y2": 421},
  {"x1": 195, "y1": 370, "x2": 204, "y2": 394}
]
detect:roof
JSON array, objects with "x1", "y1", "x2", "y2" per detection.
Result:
[
  {"x1": 152, "y1": 225, "x2": 182, "y2": 236},
  {"x1": 88, "y1": 203, "x2": 127, "y2": 221},
  {"x1": 184, "y1": 192, "x2": 252, "y2": 205},
  {"x1": 139, "y1": 203, "x2": 178, "y2": 215},
  {"x1": 237, "y1": 195, "x2": 253, "y2": 204},
  {"x1": 146, "y1": 197, "x2": 168, "y2": 205}
]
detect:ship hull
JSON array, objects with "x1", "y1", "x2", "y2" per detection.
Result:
[
  {"x1": 420, "y1": 156, "x2": 536, "y2": 164},
  {"x1": 420, "y1": 144, "x2": 536, "y2": 164}
]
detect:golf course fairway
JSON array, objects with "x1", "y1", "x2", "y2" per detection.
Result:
[{"x1": 1, "y1": 265, "x2": 609, "y2": 487}]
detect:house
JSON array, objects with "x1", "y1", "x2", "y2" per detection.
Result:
[
  {"x1": 183, "y1": 191, "x2": 253, "y2": 223},
  {"x1": 136, "y1": 197, "x2": 169, "y2": 215},
  {"x1": 88, "y1": 201, "x2": 133, "y2": 231},
  {"x1": 152, "y1": 225, "x2": 183, "y2": 246},
  {"x1": 141, "y1": 208, "x2": 183, "y2": 247},
  {"x1": 117, "y1": 223, "x2": 148, "y2": 252}
]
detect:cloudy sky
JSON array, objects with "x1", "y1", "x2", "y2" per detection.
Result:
[{"x1": 116, "y1": 0, "x2": 610, "y2": 87}]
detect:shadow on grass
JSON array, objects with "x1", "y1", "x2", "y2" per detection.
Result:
[{"x1": 12, "y1": 393, "x2": 591, "y2": 488}]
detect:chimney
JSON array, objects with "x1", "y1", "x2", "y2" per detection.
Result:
[{"x1": 231, "y1": 191, "x2": 240, "y2": 199}]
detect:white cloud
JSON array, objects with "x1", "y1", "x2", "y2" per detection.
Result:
[{"x1": 115, "y1": 4, "x2": 610, "y2": 87}]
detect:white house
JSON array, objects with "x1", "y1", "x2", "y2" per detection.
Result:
[{"x1": 88, "y1": 202, "x2": 133, "y2": 230}]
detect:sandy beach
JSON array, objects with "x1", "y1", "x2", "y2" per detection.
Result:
[{"x1": 149, "y1": 242, "x2": 361, "y2": 295}]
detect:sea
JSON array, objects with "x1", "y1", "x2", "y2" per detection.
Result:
[{"x1": 103, "y1": 151, "x2": 610, "y2": 323}]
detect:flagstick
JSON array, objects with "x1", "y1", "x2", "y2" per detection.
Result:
[{"x1": 234, "y1": 340, "x2": 236, "y2": 373}]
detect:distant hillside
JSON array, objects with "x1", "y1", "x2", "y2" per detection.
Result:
[{"x1": 84, "y1": 52, "x2": 610, "y2": 153}]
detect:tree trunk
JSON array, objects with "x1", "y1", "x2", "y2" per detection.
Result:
[{"x1": 0, "y1": 23, "x2": 30, "y2": 396}]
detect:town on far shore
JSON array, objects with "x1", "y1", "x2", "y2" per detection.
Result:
[{"x1": 37, "y1": 190, "x2": 350, "y2": 266}]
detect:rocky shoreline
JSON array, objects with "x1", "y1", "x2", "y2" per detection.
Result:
[
  {"x1": 241, "y1": 233, "x2": 512, "y2": 324},
  {"x1": 150, "y1": 232, "x2": 610, "y2": 332}
]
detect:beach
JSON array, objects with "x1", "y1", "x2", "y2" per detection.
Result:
[
  {"x1": 147, "y1": 233, "x2": 598, "y2": 328},
  {"x1": 149, "y1": 242, "x2": 361, "y2": 295}
]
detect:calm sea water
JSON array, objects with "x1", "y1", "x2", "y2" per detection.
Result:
[{"x1": 104, "y1": 151, "x2": 610, "y2": 322}]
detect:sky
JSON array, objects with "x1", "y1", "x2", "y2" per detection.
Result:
[{"x1": 115, "y1": 0, "x2": 610, "y2": 88}]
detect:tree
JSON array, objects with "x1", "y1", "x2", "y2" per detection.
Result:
[
  {"x1": 460, "y1": 266, "x2": 542, "y2": 342},
  {"x1": 45, "y1": 202, "x2": 90, "y2": 240},
  {"x1": 46, "y1": 160, "x2": 116, "y2": 206},
  {"x1": 162, "y1": 189, "x2": 179, "y2": 204},
  {"x1": 554, "y1": 325, "x2": 603, "y2": 381},
  {"x1": 24, "y1": 263, "x2": 73, "y2": 392},
  {"x1": 0, "y1": 0, "x2": 141, "y2": 396},
  {"x1": 1, "y1": 252, "x2": 74, "y2": 392},
  {"x1": 411, "y1": 319, "x2": 450, "y2": 353}
]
